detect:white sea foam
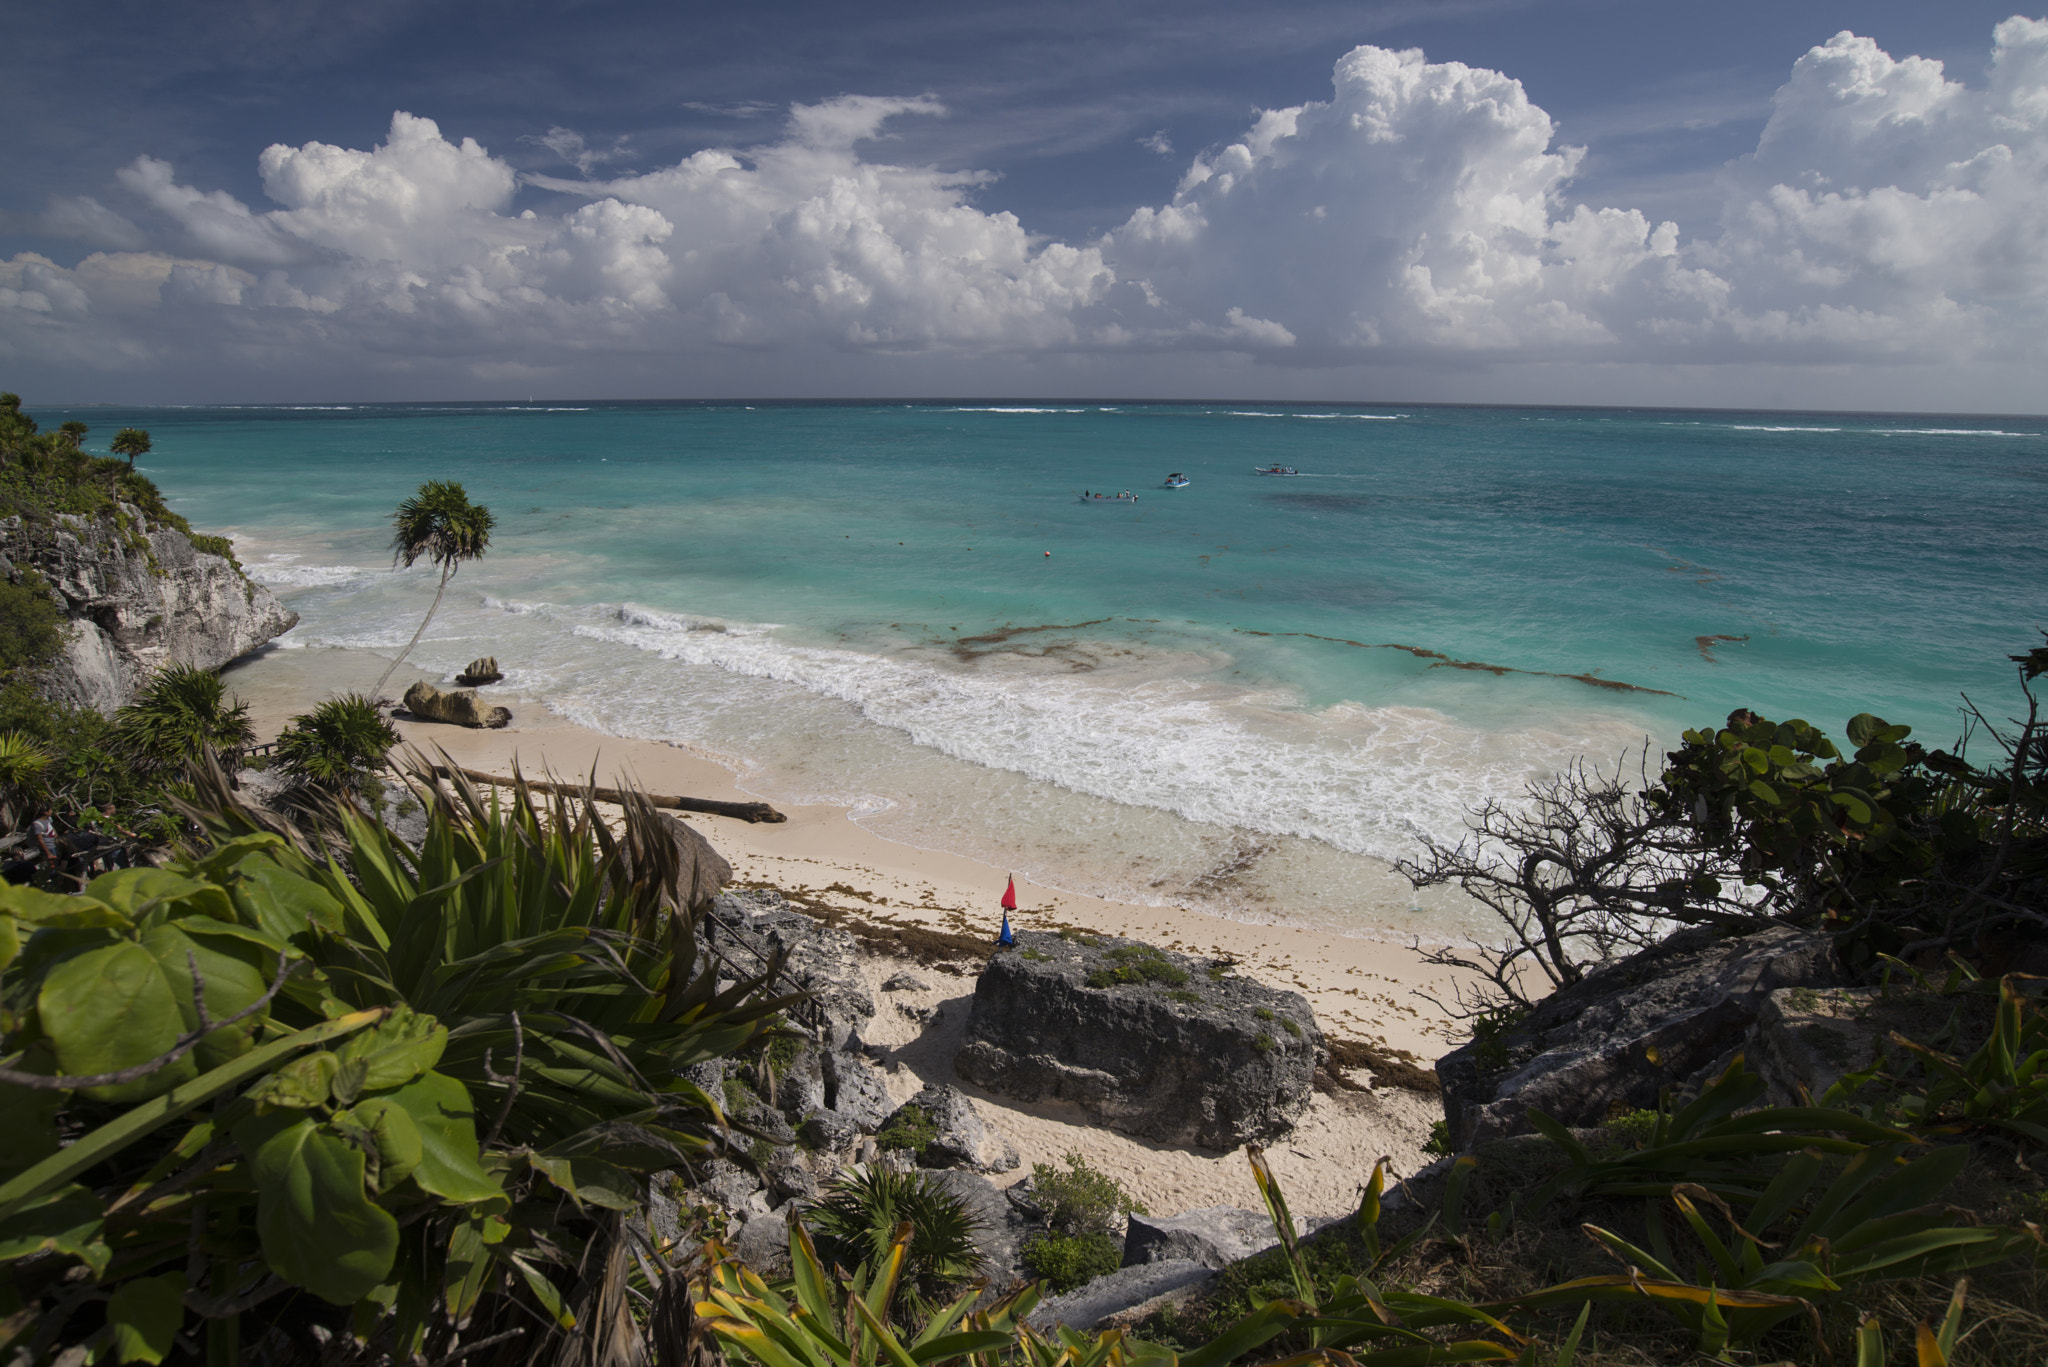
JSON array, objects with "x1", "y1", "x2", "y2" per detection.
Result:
[
  {"x1": 249, "y1": 554, "x2": 367, "y2": 588},
  {"x1": 1727, "y1": 425, "x2": 1845, "y2": 432},
  {"x1": 945, "y1": 406, "x2": 1089, "y2": 413},
  {"x1": 561, "y1": 599, "x2": 1622, "y2": 866},
  {"x1": 1870, "y1": 428, "x2": 2032, "y2": 437}
]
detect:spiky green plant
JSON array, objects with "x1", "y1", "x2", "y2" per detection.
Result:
[
  {"x1": 810, "y1": 1166, "x2": 990, "y2": 1313},
  {"x1": 272, "y1": 692, "x2": 398, "y2": 792},
  {"x1": 112, "y1": 663, "x2": 254, "y2": 773},
  {"x1": 108, "y1": 427, "x2": 150, "y2": 469},
  {"x1": 0, "y1": 730, "x2": 52, "y2": 823}
]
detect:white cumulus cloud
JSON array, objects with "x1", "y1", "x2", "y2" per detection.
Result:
[{"x1": 4, "y1": 19, "x2": 2047, "y2": 405}]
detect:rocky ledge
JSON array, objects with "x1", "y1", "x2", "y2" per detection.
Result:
[
  {"x1": 956, "y1": 930, "x2": 1322, "y2": 1149},
  {"x1": 3, "y1": 507, "x2": 296, "y2": 713}
]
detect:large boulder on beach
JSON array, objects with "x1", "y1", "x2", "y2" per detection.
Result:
[
  {"x1": 402, "y1": 680, "x2": 511, "y2": 729},
  {"x1": 703, "y1": 889, "x2": 875, "y2": 1049},
  {"x1": 955, "y1": 931, "x2": 1321, "y2": 1149},
  {"x1": 1435, "y1": 924, "x2": 1844, "y2": 1151},
  {"x1": 1121, "y1": 1207, "x2": 1277, "y2": 1270}
]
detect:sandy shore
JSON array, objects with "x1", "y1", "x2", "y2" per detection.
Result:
[{"x1": 226, "y1": 644, "x2": 1469, "y2": 1215}]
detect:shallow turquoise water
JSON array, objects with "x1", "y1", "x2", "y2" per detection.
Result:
[{"x1": 51, "y1": 400, "x2": 2048, "y2": 933}]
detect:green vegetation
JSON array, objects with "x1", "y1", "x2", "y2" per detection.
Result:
[
  {"x1": 1017, "y1": 1153, "x2": 1147, "y2": 1292},
  {"x1": 1084, "y1": 942, "x2": 1190, "y2": 989},
  {"x1": 371, "y1": 480, "x2": 494, "y2": 700},
  {"x1": 272, "y1": 692, "x2": 397, "y2": 793},
  {"x1": 1280, "y1": 1017, "x2": 1301, "y2": 1038},
  {"x1": 809, "y1": 1166, "x2": 989, "y2": 1314},
  {"x1": 1251, "y1": 1031, "x2": 1275, "y2": 1053},
  {"x1": 2, "y1": 761, "x2": 786, "y2": 1364},
  {"x1": 1165, "y1": 988, "x2": 1200, "y2": 1003},
  {"x1": 1253, "y1": 1006, "x2": 1273, "y2": 1021},
  {"x1": 112, "y1": 662, "x2": 255, "y2": 775},
  {"x1": 0, "y1": 573, "x2": 65, "y2": 674},
  {"x1": 875, "y1": 1103, "x2": 939, "y2": 1153},
  {"x1": 1, "y1": 395, "x2": 212, "y2": 549}
]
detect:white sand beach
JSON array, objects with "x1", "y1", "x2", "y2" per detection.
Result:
[{"x1": 227, "y1": 644, "x2": 1471, "y2": 1214}]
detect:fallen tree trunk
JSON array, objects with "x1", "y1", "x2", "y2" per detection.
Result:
[{"x1": 423, "y1": 765, "x2": 787, "y2": 823}]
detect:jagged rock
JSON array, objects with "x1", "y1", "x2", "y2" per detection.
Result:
[
  {"x1": 763, "y1": 1156, "x2": 820, "y2": 1204},
  {"x1": 883, "y1": 970, "x2": 930, "y2": 992},
  {"x1": 697, "y1": 1165, "x2": 770, "y2": 1219},
  {"x1": 3, "y1": 507, "x2": 297, "y2": 715},
  {"x1": 455, "y1": 656, "x2": 504, "y2": 686},
  {"x1": 705, "y1": 889, "x2": 875, "y2": 1049},
  {"x1": 402, "y1": 680, "x2": 511, "y2": 729},
  {"x1": 823, "y1": 1051, "x2": 894, "y2": 1133},
  {"x1": 920, "y1": 1168, "x2": 1040, "y2": 1289},
  {"x1": 883, "y1": 1084, "x2": 1019, "y2": 1174},
  {"x1": 956, "y1": 931, "x2": 1320, "y2": 1149},
  {"x1": 1747, "y1": 985, "x2": 1954, "y2": 1109},
  {"x1": 1121, "y1": 1207, "x2": 1277, "y2": 1270},
  {"x1": 798, "y1": 1112, "x2": 860, "y2": 1154},
  {"x1": 1437, "y1": 924, "x2": 1845, "y2": 1150},
  {"x1": 732, "y1": 1211, "x2": 793, "y2": 1276},
  {"x1": 1027, "y1": 1261, "x2": 1216, "y2": 1332}
]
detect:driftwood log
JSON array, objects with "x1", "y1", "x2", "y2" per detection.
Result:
[{"x1": 424, "y1": 764, "x2": 786, "y2": 823}]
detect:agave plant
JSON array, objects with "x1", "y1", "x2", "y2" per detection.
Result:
[
  {"x1": 113, "y1": 663, "x2": 254, "y2": 774},
  {"x1": 0, "y1": 730, "x2": 52, "y2": 826}
]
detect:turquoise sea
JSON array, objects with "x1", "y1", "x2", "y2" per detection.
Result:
[{"x1": 48, "y1": 400, "x2": 2048, "y2": 937}]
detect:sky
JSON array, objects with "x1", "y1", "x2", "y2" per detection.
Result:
[{"x1": 3, "y1": 0, "x2": 2045, "y2": 412}]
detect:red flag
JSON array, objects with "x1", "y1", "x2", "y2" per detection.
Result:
[{"x1": 1000, "y1": 875, "x2": 1017, "y2": 911}]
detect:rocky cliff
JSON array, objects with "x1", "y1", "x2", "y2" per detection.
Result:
[{"x1": 1, "y1": 507, "x2": 297, "y2": 713}]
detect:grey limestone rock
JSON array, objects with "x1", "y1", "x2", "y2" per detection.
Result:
[
  {"x1": 1027, "y1": 1261, "x2": 1216, "y2": 1332},
  {"x1": 3, "y1": 508, "x2": 297, "y2": 715},
  {"x1": 797, "y1": 1111, "x2": 860, "y2": 1154},
  {"x1": 1121, "y1": 1207, "x2": 1277, "y2": 1270},
  {"x1": 697, "y1": 1165, "x2": 770, "y2": 1219},
  {"x1": 402, "y1": 680, "x2": 512, "y2": 729},
  {"x1": 732, "y1": 1211, "x2": 794, "y2": 1277},
  {"x1": 882, "y1": 970, "x2": 930, "y2": 992},
  {"x1": 1436, "y1": 924, "x2": 1844, "y2": 1150},
  {"x1": 919, "y1": 1168, "x2": 1040, "y2": 1289},
  {"x1": 823, "y1": 1051, "x2": 894, "y2": 1133},
  {"x1": 706, "y1": 889, "x2": 875, "y2": 1049},
  {"x1": 884, "y1": 1084, "x2": 1019, "y2": 1175},
  {"x1": 955, "y1": 931, "x2": 1320, "y2": 1149},
  {"x1": 1746, "y1": 985, "x2": 1953, "y2": 1109}
]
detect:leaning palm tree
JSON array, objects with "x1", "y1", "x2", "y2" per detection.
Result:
[
  {"x1": 370, "y1": 480, "x2": 495, "y2": 701},
  {"x1": 109, "y1": 427, "x2": 150, "y2": 469}
]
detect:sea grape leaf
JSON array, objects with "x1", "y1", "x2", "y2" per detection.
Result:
[
  {"x1": 528, "y1": 1153, "x2": 639, "y2": 1210},
  {"x1": 335, "y1": 1097, "x2": 424, "y2": 1192},
  {"x1": 106, "y1": 1272, "x2": 185, "y2": 1364},
  {"x1": 140, "y1": 924, "x2": 270, "y2": 1070},
  {"x1": 0, "y1": 885, "x2": 123, "y2": 926},
  {"x1": 249, "y1": 1051, "x2": 341, "y2": 1111},
  {"x1": 335, "y1": 1006, "x2": 448, "y2": 1093},
  {"x1": 240, "y1": 1114, "x2": 399, "y2": 1305},
  {"x1": 0, "y1": 914, "x2": 17, "y2": 976},
  {"x1": 181, "y1": 833, "x2": 287, "y2": 882},
  {"x1": 383, "y1": 1072, "x2": 503, "y2": 1205},
  {"x1": 84, "y1": 869, "x2": 232, "y2": 926},
  {"x1": 36, "y1": 941, "x2": 195, "y2": 1103},
  {"x1": 228, "y1": 855, "x2": 346, "y2": 940}
]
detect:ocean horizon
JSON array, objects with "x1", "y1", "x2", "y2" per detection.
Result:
[{"x1": 51, "y1": 398, "x2": 2048, "y2": 940}]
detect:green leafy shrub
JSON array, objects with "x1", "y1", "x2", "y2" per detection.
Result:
[
  {"x1": 1252, "y1": 1031, "x2": 1275, "y2": 1053},
  {"x1": 1019, "y1": 1231, "x2": 1121, "y2": 1291},
  {"x1": 1028, "y1": 1151, "x2": 1146, "y2": 1237},
  {"x1": 1281, "y1": 1017, "x2": 1302, "y2": 1038},
  {"x1": 875, "y1": 1103, "x2": 938, "y2": 1152},
  {"x1": 113, "y1": 663, "x2": 254, "y2": 774},
  {"x1": 1254, "y1": 1006, "x2": 1274, "y2": 1021},
  {"x1": 0, "y1": 573, "x2": 65, "y2": 675},
  {"x1": 1165, "y1": 988, "x2": 1200, "y2": 1003}
]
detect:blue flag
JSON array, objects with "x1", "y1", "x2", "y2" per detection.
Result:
[{"x1": 997, "y1": 913, "x2": 1015, "y2": 947}]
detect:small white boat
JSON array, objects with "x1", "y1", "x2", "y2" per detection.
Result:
[
  {"x1": 1080, "y1": 490, "x2": 1139, "y2": 503},
  {"x1": 1252, "y1": 465, "x2": 1300, "y2": 476},
  {"x1": 1163, "y1": 473, "x2": 1190, "y2": 488}
]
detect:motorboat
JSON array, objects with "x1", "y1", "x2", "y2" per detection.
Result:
[
  {"x1": 1163, "y1": 473, "x2": 1190, "y2": 488},
  {"x1": 1080, "y1": 490, "x2": 1139, "y2": 503},
  {"x1": 1252, "y1": 465, "x2": 1300, "y2": 476}
]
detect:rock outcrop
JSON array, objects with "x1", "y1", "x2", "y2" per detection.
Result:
[
  {"x1": 3, "y1": 509, "x2": 296, "y2": 714},
  {"x1": 401, "y1": 680, "x2": 511, "y2": 729},
  {"x1": 704, "y1": 889, "x2": 876, "y2": 1049},
  {"x1": 1436, "y1": 924, "x2": 1844, "y2": 1150},
  {"x1": 1121, "y1": 1207, "x2": 1278, "y2": 1270},
  {"x1": 1746, "y1": 985, "x2": 1955, "y2": 1109},
  {"x1": 879, "y1": 1084, "x2": 1020, "y2": 1175},
  {"x1": 455, "y1": 656, "x2": 503, "y2": 685},
  {"x1": 955, "y1": 931, "x2": 1321, "y2": 1149}
]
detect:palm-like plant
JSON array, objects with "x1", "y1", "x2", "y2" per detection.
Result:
[
  {"x1": 371, "y1": 480, "x2": 494, "y2": 702},
  {"x1": 109, "y1": 426, "x2": 150, "y2": 469},
  {"x1": 810, "y1": 1166, "x2": 990, "y2": 1314},
  {"x1": 273, "y1": 692, "x2": 398, "y2": 792},
  {"x1": 0, "y1": 730, "x2": 52, "y2": 828},
  {"x1": 56, "y1": 420, "x2": 87, "y2": 448},
  {"x1": 113, "y1": 663, "x2": 255, "y2": 774}
]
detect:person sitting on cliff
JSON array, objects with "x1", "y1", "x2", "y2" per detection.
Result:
[{"x1": 29, "y1": 806, "x2": 61, "y2": 867}]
